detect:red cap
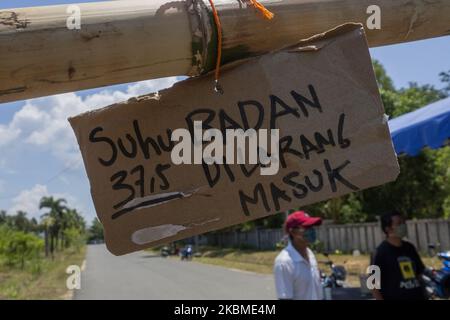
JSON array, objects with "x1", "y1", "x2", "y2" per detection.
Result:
[{"x1": 285, "y1": 211, "x2": 322, "y2": 232}]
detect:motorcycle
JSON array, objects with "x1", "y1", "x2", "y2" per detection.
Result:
[
  {"x1": 422, "y1": 244, "x2": 450, "y2": 299},
  {"x1": 160, "y1": 246, "x2": 170, "y2": 258},
  {"x1": 318, "y1": 252, "x2": 347, "y2": 300},
  {"x1": 180, "y1": 245, "x2": 193, "y2": 261},
  {"x1": 320, "y1": 252, "x2": 347, "y2": 288}
]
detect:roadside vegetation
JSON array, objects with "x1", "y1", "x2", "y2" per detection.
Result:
[{"x1": 0, "y1": 197, "x2": 103, "y2": 299}]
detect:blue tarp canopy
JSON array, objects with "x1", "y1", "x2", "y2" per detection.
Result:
[{"x1": 389, "y1": 97, "x2": 450, "y2": 156}]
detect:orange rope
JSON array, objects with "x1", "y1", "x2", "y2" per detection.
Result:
[
  {"x1": 207, "y1": 0, "x2": 223, "y2": 93},
  {"x1": 247, "y1": 0, "x2": 275, "y2": 20},
  {"x1": 207, "y1": 0, "x2": 274, "y2": 93}
]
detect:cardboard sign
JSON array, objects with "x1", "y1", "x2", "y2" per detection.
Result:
[{"x1": 69, "y1": 23, "x2": 399, "y2": 255}]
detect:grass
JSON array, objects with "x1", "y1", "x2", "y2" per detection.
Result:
[
  {"x1": 193, "y1": 246, "x2": 443, "y2": 288},
  {"x1": 0, "y1": 247, "x2": 86, "y2": 300}
]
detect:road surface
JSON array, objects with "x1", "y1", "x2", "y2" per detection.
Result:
[{"x1": 74, "y1": 245, "x2": 276, "y2": 300}]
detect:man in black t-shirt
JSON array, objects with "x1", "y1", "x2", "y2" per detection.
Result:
[{"x1": 371, "y1": 211, "x2": 427, "y2": 300}]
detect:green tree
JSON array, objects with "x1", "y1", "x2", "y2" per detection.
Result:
[
  {"x1": 39, "y1": 215, "x2": 54, "y2": 258},
  {"x1": 63, "y1": 227, "x2": 85, "y2": 252},
  {"x1": 0, "y1": 211, "x2": 39, "y2": 233},
  {"x1": 62, "y1": 209, "x2": 86, "y2": 249},
  {"x1": 39, "y1": 197, "x2": 68, "y2": 257},
  {"x1": 0, "y1": 226, "x2": 43, "y2": 269},
  {"x1": 0, "y1": 210, "x2": 7, "y2": 225},
  {"x1": 439, "y1": 70, "x2": 450, "y2": 95},
  {"x1": 357, "y1": 62, "x2": 448, "y2": 220},
  {"x1": 373, "y1": 60, "x2": 395, "y2": 92},
  {"x1": 88, "y1": 218, "x2": 104, "y2": 242}
]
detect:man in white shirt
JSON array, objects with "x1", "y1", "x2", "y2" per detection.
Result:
[{"x1": 274, "y1": 210, "x2": 323, "y2": 300}]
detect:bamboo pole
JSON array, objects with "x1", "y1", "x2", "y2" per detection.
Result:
[{"x1": 1, "y1": 0, "x2": 449, "y2": 103}]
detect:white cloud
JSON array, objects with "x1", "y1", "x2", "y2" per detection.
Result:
[
  {"x1": 1, "y1": 77, "x2": 183, "y2": 221},
  {"x1": 0, "y1": 77, "x2": 182, "y2": 166},
  {"x1": 0, "y1": 123, "x2": 20, "y2": 146},
  {"x1": 8, "y1": 184, "x2": 83, "y2": 220},
  {"x1": 9, "y1": 184, "x2": 49, "y2": 218}
]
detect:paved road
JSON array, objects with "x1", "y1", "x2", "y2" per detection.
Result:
[{"x1": 75, "y1": 245, "x2": 276, "y2": 300}]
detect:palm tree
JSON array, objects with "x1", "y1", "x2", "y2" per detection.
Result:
[
  {"x1": 40, "y1": 215, "x2": 54, "y2": 258},
  {"x1": 62, "y1": 208, "x2": 86, "y2": 248},
  {"x1": 64, "y1": 209, "x2": 86, "y2": 231},
  {"x1": 39, "y1": 196, "x2": 68, "y2": 258}
]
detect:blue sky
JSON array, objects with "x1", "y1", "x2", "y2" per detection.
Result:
[{"x1": 1, "y1": 0, "x2": 449, "y2": 224}]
